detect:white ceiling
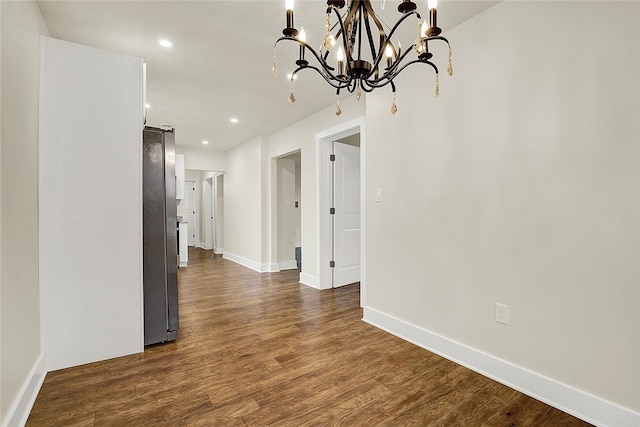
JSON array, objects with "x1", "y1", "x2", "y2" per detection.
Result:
[{"x1": 37, "y1": 0, "x2": 498, "y2": 152}]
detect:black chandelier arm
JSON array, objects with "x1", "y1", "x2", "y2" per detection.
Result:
[
  {"x1": 329, "y1": 5, "x2": 355, "y2": 77},
  {"x1": 373, "y1": 11, "x2": 421, "y2": 65},
  {"x1": 370, "y1": 59, "x2": 439, "y2": 88},
  {"x1": 275, "y1": 36, "x2": 339, "y2": 75},
  {"x1": 368, "y1": 10, "x2": 422, "y2": 77},
  {"x1": 276, "y1": 32, "x2": 447, "y2": 87},
  {"x1": 378, "y1": 34, "x2": 449, "y2": 81},
  {"x1": 328, "y1": 4, "x2": 374, "y2": 79},
  {"x1": 291, "y1": 64, "x2": 353, "y2": 90},
  {"x1": 364, "y1": 10, "x2": 420, "y2": 81},
  {"x1": 362, "y1": 77, "x2": 400, "y2": 96},
  {"x1": 360, "y1": 78, "x2": 397, "y2": 94},
  {"x1": 379, "y1": 41, "x2": 420, "y2": 78},
  {"x1": 425, "y1": 35, "x2": 451, "y2": 49},
  {"x1": 385, "y1": 10, "x2": 419, "y2": 44},
  {"x1": 337, "y1": 79, "x2": 358, "y2": 95},
  {"x1": 359, "y1": 81, "x2": 378, "y2": 93},
  {"x1": 361, "y1": 1, "x2": 384, "y2": 66}
]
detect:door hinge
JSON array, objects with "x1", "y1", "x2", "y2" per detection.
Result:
[
  {"x1": 329, "y1": 154, "x2": 336, "y2": 162},
  {"x1": 330, "y1": 260, "x2": 335, "y2": 268},
  {"x1": 329, "y1": 207, "x2": 335, "y2": 215}
]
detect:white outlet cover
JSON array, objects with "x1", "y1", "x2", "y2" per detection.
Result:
[{"x1": 495, "y1": 303, "x2": 509, "y2": 325}]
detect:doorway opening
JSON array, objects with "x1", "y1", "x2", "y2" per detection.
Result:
[
  {"x1": 178, "y1": 170, "x2": 224, "y2": 253},
  {"x1": 274, "y1": 151, "x2": 302, "y2": 274}
]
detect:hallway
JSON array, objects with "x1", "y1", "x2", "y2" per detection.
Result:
[{"x1": 27, "y1": 248, "x2": 591, "y2": 426}]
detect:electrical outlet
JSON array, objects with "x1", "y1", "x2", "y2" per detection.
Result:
[
  {"x1": 495, "y1": 303, "x2": 509, "y2": 325},
  {"x1": 376, "y1": 188, "x2": 383, "y2": 203}
]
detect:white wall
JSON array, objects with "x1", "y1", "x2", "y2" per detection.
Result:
[
  {"x1": 177, "y1": 146, "x2": 226, "y2": 172},
  {"x1": 260, "y1": 137, "x2": 270, "y2": 268},
  {"x1": 39, "y1": 37, "x2": 144, "y2": 371},
  {"x1": 0, "y1": 2, "x2": 49, "y2": 425},
  {"x1": 364, "y1": 1, "x2": 639, "y2": 424},
  {"x1": 223, "y1": 136, "x2": 266, "y2": 271}
]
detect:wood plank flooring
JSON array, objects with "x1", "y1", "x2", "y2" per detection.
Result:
[{"x1": 27, "y1": 248, "x2": 592, "y2": 426}]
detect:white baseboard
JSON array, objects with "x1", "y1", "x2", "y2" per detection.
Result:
[
  {"x1": 2, "y1": 352, "x2": 47, "y2": 427},
  {"x1": 267, "y1": 261, "x2": 298, "y2": 273},
  {"x1": 222, "y1": 252, "x2": 266, "y2": 273},
  {"x1": 214, "y1": 247, "x2": 224, "y2": 255},
  {"x1": 268, "y1": 263, "x2": 280, "y2": 273},
  {"x1": 363, "y1": 307, "x2": 639, "y2": 427},
  {"x1": 299, "y1": 273, "x2": 319, "y2": 289},
  {"x1": 222, "y1": 254, "x2": 298, "y2": 274},
  {"x1": 279, "y1": 260, "x2": 298, "y2": 271}
]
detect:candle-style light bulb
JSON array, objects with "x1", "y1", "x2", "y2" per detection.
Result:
[
  {"x1": 298, "y1": 26, "x2": 307, "y2": 62},
  {"x1": 385, "y1": 43, "x2": 394, "y2": 69},
  {"x1": 285, "y1": 0, "x2": 294, "y2": 11},
  {"x1": 421, "y1": 19, "x2": 429, "y2": 38},
  {"x1": 428, "y1": 0, "x2": 437, "y2": 10},
  {"x1": 337, "y1": 45, "x2": 345, "y2": 75},
  {"x1": 419, "y1": 19, "x2": 431, "y2": 58}
]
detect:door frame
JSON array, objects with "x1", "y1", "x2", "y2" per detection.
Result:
[
  {"x1": 315, "y1": 116, "x2": 366, "y2": 306},
  {"x1": 185, "y1": 180, "x2": 198, "y2": 246},
  {"x1": 203, "y1": 176, "x2": 215, "y2": 250},
  {"x1": 270, "y1": 150, "x2": 302, "y2": 273}
]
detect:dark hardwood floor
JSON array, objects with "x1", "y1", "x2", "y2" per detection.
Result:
[{"x1": 27, "y1": 248, "x2": 592, "y2": 426}]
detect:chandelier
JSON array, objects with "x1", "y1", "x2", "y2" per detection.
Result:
[{"x1": 273, "y1": 0, "x2": 453, "y2": 115}]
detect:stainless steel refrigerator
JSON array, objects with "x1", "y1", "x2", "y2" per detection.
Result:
[{"x1": 143, "y1": 126, "x2": 179, "y2": 345}]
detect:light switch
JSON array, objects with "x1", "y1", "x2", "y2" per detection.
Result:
[{"x1": 375, "y1": 188, "x2": 383, "y2": 203}]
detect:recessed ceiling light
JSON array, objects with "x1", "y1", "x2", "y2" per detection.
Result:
[
  {"x1": 145, "y1": 103, "x2": 150, "y2": 109},
  {"x1": 158, "y1": 39, "x2": 172, "y2": 48},
  {"x1": 202, "y1": 140, "x2": 209, "y2": 145},
  {"x1": 230, "y1": 118, "x2": 239, "y2": 124}
]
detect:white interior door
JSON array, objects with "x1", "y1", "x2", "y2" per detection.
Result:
[
  {"x1": 184, "y1": 181, "x2": 196, "y2": 246},
  {"x1": 333, "y1": 141, "x2": 361, "y2": 287}
]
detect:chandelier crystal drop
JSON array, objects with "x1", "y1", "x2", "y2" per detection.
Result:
[{"x1": 274, "y1": 0, "x2": 453, "y2": 113}]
